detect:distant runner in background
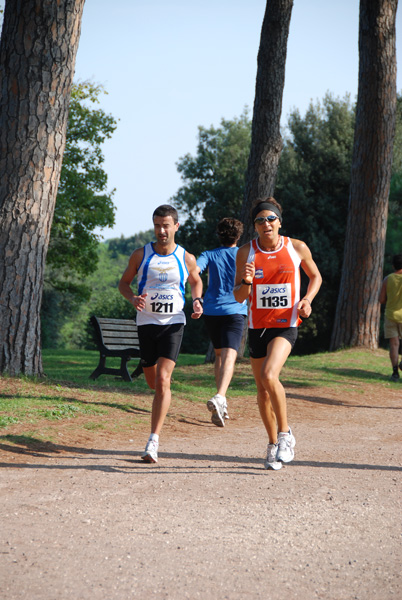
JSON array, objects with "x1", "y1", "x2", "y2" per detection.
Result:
[
  {"x1": 379, "y1": 253, "x2": 402, "y2": 382},
  {"x1": 234, "y1": 197, "x2": 322, "y2": 470},
  {"x1": 197, "y1": 218, "x2": 247, "y2": 427}
]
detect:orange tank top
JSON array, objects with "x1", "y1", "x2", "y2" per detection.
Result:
[{"x1": 248, "y1": 236, "x2": 302, "y2": 329}]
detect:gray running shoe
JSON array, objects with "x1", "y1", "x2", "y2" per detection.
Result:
[
  {"x1": 141, "y1": 439, "x2": 158, "y2": 463},
  {"x1": 264, "y1": 443, "x2": 282, "y2": 470},
  {"x1": 207, "y1": 395, "x2": 225, "y2": 427},
  {"x1": 390, "y1": 370, "x2": 400, "y2": 382},
  {"x1": 223, "y1": 398, "x2": 229, "y2": 420},
  {"x1": 277, "y1": 428, "x2": 296, "y2": 463}
]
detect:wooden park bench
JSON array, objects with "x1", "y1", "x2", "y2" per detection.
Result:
[{"x1": 89, "y1": 316, "x2": 143, "y2": 382}]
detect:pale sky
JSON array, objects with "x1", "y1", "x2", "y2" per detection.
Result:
[{"x1": 4, "y1": 1, "x2": 402, "y2": 239}]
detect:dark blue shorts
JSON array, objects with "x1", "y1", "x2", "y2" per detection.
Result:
[
  {"x1": 137, "y1": 323, "x2": 184, "y2": 368},
  {"x1": 203, "y1": 314, "x2": 247, "y2": 352},
  {"x1": 248, "y1": 327, "x2": 298, "y2": 359}
]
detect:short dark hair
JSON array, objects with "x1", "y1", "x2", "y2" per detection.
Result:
[
  {"x1": 216, "y1": 218, "x2": 244, "y2": 246},
  {"x1": 251, "y1": 197, "x2": 283, "y2": 223},
  {"x1": 152, "y1": 204, "x2": 179, "y2": 224},
  {"x1": 392, "y1": 254, "x2": 402, "y2": 270}
]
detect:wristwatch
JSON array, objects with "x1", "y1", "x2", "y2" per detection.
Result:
[
  {"x1": 241, "y1": 279, "x2": 252, "y2": 286},
  {"x1": 193, "y1": 297, "x2": 203, "y2": 305}
]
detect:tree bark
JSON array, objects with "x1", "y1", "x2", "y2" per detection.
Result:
[
  {"x1": 239, "y1": 0, "x2": 293, "y2": 242},
  {"x1": 0, "y1": 0, "x2": 85, "y2": 375},
  {"x1": 330, "y1": 0, "x2": 398, "y2": 350}
]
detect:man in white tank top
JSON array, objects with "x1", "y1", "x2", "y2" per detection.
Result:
[{"x1": 119, "y1": 205, "x2": 203, "y2": 463}]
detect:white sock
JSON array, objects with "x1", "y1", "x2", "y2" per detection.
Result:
[{"x1": 149, "y1": 433, "x2": 159, "y2": 443}]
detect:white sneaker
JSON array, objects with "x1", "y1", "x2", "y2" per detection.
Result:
[
  {"x1": 223, "y1": 398, "x2": 229, "y2": 420},
  {"x1": 277, "y1": 428, "x2": 296, "y2": 463},
  {"x1": 207, "y1": 394, "x2": 225, "y2": 427},
  {"x1": 141, "y1": 439, "x2": 158, "y2": 463},
  {"x1": 264, "y1": 443, "x2": 282, "y2": 470}
]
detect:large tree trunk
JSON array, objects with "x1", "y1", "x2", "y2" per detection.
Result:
[
  {"x1": 0, "y1": 0, "x2": 85, "y2": 375},
  {"x1": 239, "y1": 0, "x2": 293, "y2": 242},
  {"x1": 330, "y1": 0, "x2": 397, "y2": 351}
]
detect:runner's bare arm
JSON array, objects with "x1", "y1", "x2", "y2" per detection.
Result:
[
  {"x1": 291, "y1": 239, "x2": 322, "y2": 318},
  {"x1": 186, "y1": 252, "x2": 203, "y2": 319},
  {"x1": 118, "y1": 248, "x2": 148, "y2": 311},
  {"x1": 233, "y1": 244, "x2": 255, "y2": 303}
]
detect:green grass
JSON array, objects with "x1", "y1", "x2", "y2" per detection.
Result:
[
  {"x1": 283, "y1": 347, "x2": 393, "y2": 388},
  {"x1": 42, "y1": 348, "x2": 205, "y2": 389},
  {"x1": 0, "y1": 347, "x2": 397, "y2": 441}
]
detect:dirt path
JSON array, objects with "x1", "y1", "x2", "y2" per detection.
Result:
[{"x1": 0, "y1": 383, "x2": 401, "y2": 600}]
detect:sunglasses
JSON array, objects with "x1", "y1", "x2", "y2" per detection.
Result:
[{"x1": 254, "y1": 215, "x2": 279, "y2": 225}]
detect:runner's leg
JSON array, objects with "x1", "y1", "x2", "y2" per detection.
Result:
[
  {"x1": 150, "y1": 356, "x2": 176, "y2": 435},
  {"x1": 142, "y1": 365, "x2": 156, "y2": 390},
  {"x1": 251, "y1": 356, "x2": 277, "y2": 444},
  {"x1": 216, "y1": 347, "x2": 238, "y2": 397},
  {"x1": 253, "y1": 336, "x2": 292, "y2": 437}
]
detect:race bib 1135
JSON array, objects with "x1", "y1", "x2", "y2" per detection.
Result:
[{"x1": 255, "y1": 283, "x2": 291, "y2": 309}]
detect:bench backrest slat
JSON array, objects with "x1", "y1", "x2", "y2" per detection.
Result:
[{"x1": 91, "y1": 316, "x2": 140, "y2": 352}]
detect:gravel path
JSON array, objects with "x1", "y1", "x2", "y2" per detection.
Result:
[{"x1": 1, "y1": 385, "x2": 401, "y2": 599}]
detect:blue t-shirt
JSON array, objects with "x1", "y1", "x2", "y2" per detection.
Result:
[{"x1": 197, "y1": 246, "x2": 248, "y2": 316}]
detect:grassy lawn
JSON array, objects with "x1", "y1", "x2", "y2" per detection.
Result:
[{"x1": 0, "y1": 347, "x2": 397, "y2": 447}]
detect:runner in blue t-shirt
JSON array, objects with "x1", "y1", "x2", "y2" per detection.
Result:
[{"x1": 197, "y1": 218, "x2": 247, "y2": 427}]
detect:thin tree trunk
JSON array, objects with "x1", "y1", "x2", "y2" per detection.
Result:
[
  {"x1": 330, "y1": 0, "x2": 398, "y2": 350},
  {"x1": 0, "y1": 0, "x2": 85, "y2": 375},
  {"x1": 239, "y1": 0, "x2": 293, "y2": 242}
]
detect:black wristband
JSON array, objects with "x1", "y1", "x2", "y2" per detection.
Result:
[
  {"x1": 193, "y1": 297, "x2": 203, "y2": 305},
  {"x1": 241, "y1": 279, "x2": 252, "y2": 286}
]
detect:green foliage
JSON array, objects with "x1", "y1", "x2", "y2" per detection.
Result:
[
  {"x1": 173, "y1": 109, "x2": 251, "y2": 255},
  {"x1": 41, "y1": 281, "x2": 89, "y2": 349},
  {"x1": 181, "y1": 293, "x2": 210, "y2": 355},
  {"x1": 47, "y1": 80, "x2": 117, "y2": 280},
  {"x1": 59, "y1": 245, "x2": 137, "y2": 350},
  {"x1": 275, "y1": 94, "x2": 356, "y2": 352},
  {"x1": 42, "y1": 81, "x2": 118, "y2": 347},
  {"x1": 106, "y1": 229, "x2": 155, "y2": 258},
  {"x1": 385, "y1": 94, "x2": 402, "y2": 273}
]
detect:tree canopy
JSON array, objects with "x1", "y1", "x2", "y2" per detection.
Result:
[
  {"x1": 275, "y1": 94, "x2": 355, "y2": 351},
  {"x1": 41, "y1": 81, "x2": 118, "y2": 347},
  {"x1": 173, "y1": 110, "x2": 251, "y2": 256},
  {"x1": 171, "y1": 92, "x2": 401, "y2": 353},
  {"x1": 46, "y1": 81, "x2": 117, "y2": 285}
]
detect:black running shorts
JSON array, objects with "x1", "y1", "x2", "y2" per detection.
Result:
[
  {"x1": 137, "y1": 323, "x2": 184, "y2": 368},
  {"x1": 248, "y1": 327, "x2": 298, "y2": 359},
  {"x1": 203, "y1": 314, "x2": 247, "y2": 352}
]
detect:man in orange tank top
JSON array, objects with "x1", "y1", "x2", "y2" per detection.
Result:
[{"x1": 234, "y1": 197, "x2": 322, "y2": 470}]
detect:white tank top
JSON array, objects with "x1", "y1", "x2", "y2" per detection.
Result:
[{"x1": 136, "y1": 242, "x2": 189, "y2": 325}]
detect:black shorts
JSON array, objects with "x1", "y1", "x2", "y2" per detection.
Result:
[
  {"x1": 137, "y1": 323, "x2": 184, "y2": 368},
  {"x1": 248, "y1": 327, "x2": 298, "y2": 359},
  {"x1": 203, "y1": 314, "x2": 247, "y2": 352}
]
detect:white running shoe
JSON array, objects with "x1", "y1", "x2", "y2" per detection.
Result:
[
  {"x1": 277, "y1": 428, "x2": 296, "y2": 463},
  {"x1": 223, "y1": 398, "x2": 229, "y2": 420},
  {"x1": 141, "y1": 439, "x2": 158, "y2": 463},
  {"x1": 207, "y1": 394, "x2": 225, "y2": 427},
  {"x1": 264, "y1": 443, "x2": 282, "y2": 470}
]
